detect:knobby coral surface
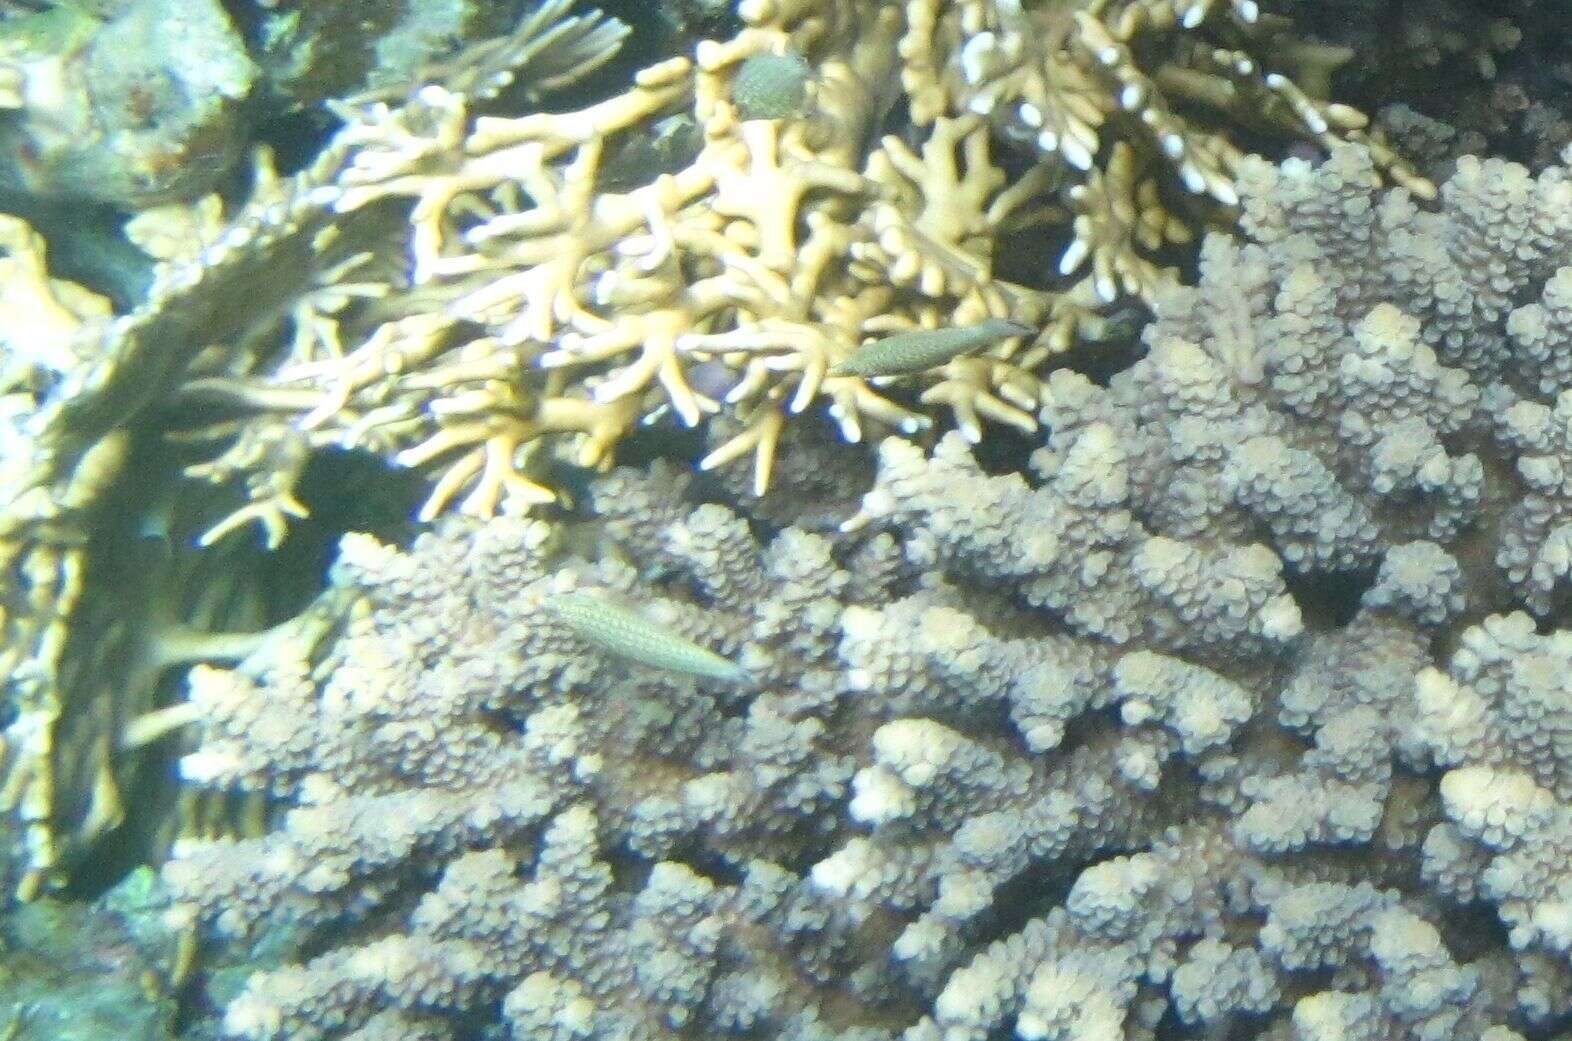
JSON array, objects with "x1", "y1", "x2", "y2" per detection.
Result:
[
  {"x1": 158, "y1": 137, "x2": 1572, "y2": 1040},
  {"x1": 0, "y1": 0, "x2": 1418, "y2": 892},
  {"x1": 0, "y1": 0, "x2": 627, "y2": 896}
]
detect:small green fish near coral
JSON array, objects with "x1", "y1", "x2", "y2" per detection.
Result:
[
  {"x1": 546, "y1": 591, "x2": 750, "y2": 683},
  {"x1": 731, "y1": 50, "x2": 811, "y2": 120},
  {"x1": 829, "y1": 318, "x2": 1035, "y2": 378}
]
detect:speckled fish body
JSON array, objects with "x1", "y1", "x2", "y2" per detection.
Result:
[
  {"x1": 830, "y1": 318, "x2": 1035, "y2": 378},
  {"x1": 547, "y1": 592, "x2": 749, "y2": 683}
]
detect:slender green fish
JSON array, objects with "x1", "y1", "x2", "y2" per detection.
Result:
[
  {"x1": 829, "y1": 318, "x2": 1035, "y2": 378},
  {"x1": 546, "y1": 591, "x2": 750, "y2": 683}
]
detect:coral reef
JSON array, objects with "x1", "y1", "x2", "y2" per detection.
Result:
[
  {"x1": 157, "y1": 135, "x2": 1572, "y2": 1038},
  {"x1": 173, "y1": 0, "x2": 1417, "y2": 531},
  {"x1": 0, "y1": 0, "x2": 626, "y2": 896},
  {"x1": 0, "y1": 867, "x2": 182, "y2": 1041},
  {"x1": 0, "y1": 0, "x2": 628, "y2": 209},
  {"x1": 1284, "y1": 0, "x2": 1572, "y2": 175},
  {"x1": 242, "y1": 0, "x2": 560, "y2": 112},
  {"x1": 0, "y1": 0, "x2": 1407, "y2": 895},
  {"x1": 27, "y1": 4, "x2": 1572, "y2": 1040},
  {"x1": 0, "y1": 0, "x2": 256, "y2": 206}
]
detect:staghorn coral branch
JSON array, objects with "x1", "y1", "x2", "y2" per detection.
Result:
[{"x1": 164, "y1": 0, "x2": 1419, "y2": 527}]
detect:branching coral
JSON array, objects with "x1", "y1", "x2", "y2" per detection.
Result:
[
  {"x1": 160, "y1": 458, "x2": 1271, "y2": 1039},
  {"x1": 169, "y1": 0, "x2": 1418, "y2": 533},
  {"x1": 0, "y1": 224, "x2": 332, "y2": 889},
  {"x1": 160, "y1": 135, "x2": 1572, "y2": 1039},
  {"x1": 153, "y1": 458, "x2": 1514, "y2": 1039},
  {"x1": 0, "y1": 0, "x2": 629, "y2": 897},
  {"x1": 7, "y1": 0, "x2": 1572, "y2": 1034}
]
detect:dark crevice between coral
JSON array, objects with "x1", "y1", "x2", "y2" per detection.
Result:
[
  {"x1": 599, "y1": 0, "x2": 739, "y2": 61},
  {"x1": 1345, "y1": 0, "x2": 1572, "y2": 170},
  {"x1": 62, "y1": 438, "x2": 422, "y2": 901},
  {"x1": 0, "y1": 192, "x2": 155, "y2": 307},
  {"x1": 295, "y1": 446, "x2": 431, "y2": 551},
  {"x1": 1283, "y1": 564, "x2": 1378, "y2": 631},
  {"x1": 969, "y1": 423, "x2": 1040, "y2": 477}
]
